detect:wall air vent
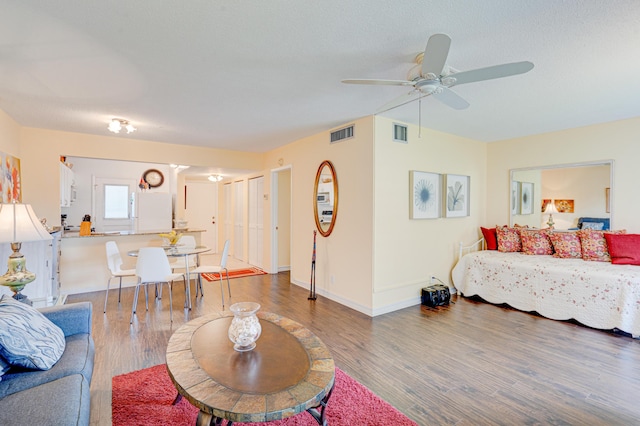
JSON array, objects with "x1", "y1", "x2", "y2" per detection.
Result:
[
  {"x1": 393, "y1": 124, "x2": 408, "y2": 143},
  {"x1": 330, "y1": 125, "x2": 354, "y2": 143}
]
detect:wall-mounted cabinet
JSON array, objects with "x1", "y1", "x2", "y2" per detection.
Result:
[{"x1": 60, "y1": 163, "x2": 75, "y2": 207}]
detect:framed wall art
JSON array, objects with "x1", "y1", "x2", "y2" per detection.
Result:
[
  {"x1": 554, "y1": 199, "x2": 574, "y2": 213},
  {"x1": 409, "y1": 171, "x2": 441, "y2": 219},
  {"x1": 511, "y1": 181, "x2": 521, "y2": 215},
  {"x1": 444, "y1": 174, "x2": 470, "y2": 218},
  {"x1": 0, "y1": 152, "x2": 22, "y2": 203},
  {"x1": 520, "y1": 182, "x2": 534, "y2": 215}
]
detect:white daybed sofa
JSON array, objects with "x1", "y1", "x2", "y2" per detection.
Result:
[{"x1": 452, "y1": 239, "x2": 640, "y2": 336}]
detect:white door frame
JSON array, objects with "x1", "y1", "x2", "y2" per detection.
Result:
[{"x1": 270, "y1": 165, "x2": 292, "y2": 273}]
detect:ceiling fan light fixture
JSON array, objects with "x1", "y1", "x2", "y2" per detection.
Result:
[{"x1": 441, "y1": 76, "x2": 456, "y2": 86}]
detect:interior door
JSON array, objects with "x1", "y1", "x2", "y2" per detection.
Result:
[
  {"x1": 233, "y1": 180, "x2": 245, "y2": 261},
  {"x1": 223, "y1": 183, "x2": 232, "y2": 249},
  {"x1": 185, "y1": 181, "x2": 218, "y2": 257},
  {"x1": 248, "y1": 176, "x2": 264, "y2": 268}
]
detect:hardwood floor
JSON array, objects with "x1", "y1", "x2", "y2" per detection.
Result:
[{"x1": 69, "y1": 272, "x2": 640, "y2": 425}]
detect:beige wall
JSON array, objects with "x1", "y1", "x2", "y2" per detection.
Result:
[
  {"x1": 264, "y1": 116, "x2": 375, "y2": 313},
  {"x1": 487, "y1": 117, "x2": 640, "y2": 233},
  {"x1": 0, "y1": 110, "x2": 20, "y2": 156},
  {"x1": 372, "y1": 117, "x2": 487, "y2": 314},
  {"x1": 277, "y1": 168, "x2": 291, "y2": 270}
]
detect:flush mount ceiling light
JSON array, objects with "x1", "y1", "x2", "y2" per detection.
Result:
[
  {"x1": 208, "y1": 175, "x2": 223, "y2": 182},
  {"x1": 108, "y1": 118, "x2": 137, "y2": 134},
  {"x1": 170, "y1": 164, "x2": 191, "y2": 171}
]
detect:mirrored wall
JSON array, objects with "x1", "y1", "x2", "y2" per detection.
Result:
[{"x1": 510, "y1": 161, "x2": 613, "y2": 230}]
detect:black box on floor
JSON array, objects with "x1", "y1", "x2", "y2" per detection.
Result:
[{"x1": 421, "y1": 284, "x2": 451, "y2": 307}]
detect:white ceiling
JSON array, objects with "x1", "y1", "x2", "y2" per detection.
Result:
[{"x1": 1, "y1": 1, "x2": 639, "y2": 154}]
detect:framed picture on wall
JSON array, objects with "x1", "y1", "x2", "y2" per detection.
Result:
[
  {"x1": 512, "y1": 181, "x2": 521, "y2": 215},
  {"x1": 444, "y1": 174, "x2": 470, "y2": 218},
  {"x1": 520, "y1": 182, "x2": 534, "y2": 215},
  {"x1": 0, "y1": 152, "x2": 22, "y2": 203},
  {"x1": 409, "y1": 171, "x2": 441, "y2": 219}
]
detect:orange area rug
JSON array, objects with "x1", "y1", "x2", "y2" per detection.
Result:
[{"x1": 202, "y1": 267, "x2": 267, "y2": 281}]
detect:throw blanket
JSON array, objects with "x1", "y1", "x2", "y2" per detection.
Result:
[{"x1": 452, "y1": 251, "x2": 640, "y2": 336}]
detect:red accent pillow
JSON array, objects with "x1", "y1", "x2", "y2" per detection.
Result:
[
  {"x1": 604, "y1": 234, "x2": 640, "y2": 265},
  {"x1": 481, "y1": 227, "x2": 498, "y2": 250}
]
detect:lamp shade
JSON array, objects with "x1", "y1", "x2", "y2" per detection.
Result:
[
  {"x1": 0, "y1": 203, "x2": 52, "y2": 243},
  {"x1": 544, "y1": 201, "x2": 559, "y2": 214}
]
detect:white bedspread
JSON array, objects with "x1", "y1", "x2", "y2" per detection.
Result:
[{"x1": 452, "y1": 251, "x2": 640, "y2": 336}]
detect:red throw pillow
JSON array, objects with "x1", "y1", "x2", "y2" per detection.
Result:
[
  {"x1": 480, "y1": 227, "x2": 498, "y2": 250},
  {"x1": 604, "y1": 234, "x2": 640, "y2": 265}
]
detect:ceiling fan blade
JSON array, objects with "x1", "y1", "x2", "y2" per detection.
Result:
[
  {"x1": 341, "y1": 79, "x2": 415, "y2": 86},
  {"x1": 447, "y1": 61, "x2": 534, "y2": 86},
  {"x1": 432, "y1": 87, "x2": 470, "y2": 110},
  {"x1": 375, "y1": 90, "x2": 428, "y2": 114},
  {"x1": 421, "y1": 33, "x2": 451, "y2": 76}
]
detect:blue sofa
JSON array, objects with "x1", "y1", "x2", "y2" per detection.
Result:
[{"x1": 0, "y1": 302, "x2": 95, "y2": 425}]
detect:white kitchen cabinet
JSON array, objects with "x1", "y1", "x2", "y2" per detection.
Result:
[{"x1": 60, "y1": 163, "x2": 75, "y2": 207}]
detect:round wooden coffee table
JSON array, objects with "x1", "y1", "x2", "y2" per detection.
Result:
[{"x1": 166, "y1": 311, "x2": 335, "y2": 425}]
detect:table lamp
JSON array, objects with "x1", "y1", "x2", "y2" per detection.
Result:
[
  {"x1": 0, "y1": 203, "x2": 52, "y2": 304},
  {"x1": 544, "y1": 200, "x2": 559, "y2": 229}
]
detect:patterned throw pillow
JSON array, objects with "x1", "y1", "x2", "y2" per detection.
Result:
[
  {"x1": 520, "y1": 229, "x2": 553, "y2": 255},
  {"x1": 578, "y1": 229, "x2": 626, "y2": 262},
  {"x1": 0, "y1": 295, "x2": 66, "y2": 370},
  {"x1": 549, "y1": 231, "x2": 582, "y2": 258},
  {"x1": 496, "y1": 225, "x2": 522, "y2": 252}
]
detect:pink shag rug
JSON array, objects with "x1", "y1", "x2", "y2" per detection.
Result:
[{"x1": 112, "y1": 364, "x2": 417, "y2": 426}]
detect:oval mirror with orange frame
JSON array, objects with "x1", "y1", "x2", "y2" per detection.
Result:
[{"x1": 313, "y1": 160, "x2": 338, "y2": 237}]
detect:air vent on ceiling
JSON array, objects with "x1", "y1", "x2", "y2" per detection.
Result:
[
  {"x1": 330, "y1": 125, "x2": 354, "y2": 143},
  {"x1": 393, "y1": 124, "x2": 408, "y2": 143}
]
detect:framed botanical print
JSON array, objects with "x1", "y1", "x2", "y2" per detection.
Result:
[
  {"x1": 444, "y1": 174, "x2": 470, "y2": 218},
  {"x1": 409, "y1": 171, "x2": 441, "y2": 219},
  {"x1": 520, "y1": 182, "x2": 534, "y2": 215},
  {"x1": 512, "y1": 181, "x2": 521, "y2": 215}
]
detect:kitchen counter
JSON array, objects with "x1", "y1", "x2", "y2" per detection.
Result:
[
  {"x1": 59, "y1": 229, "x2": 206, "y2": 295},
  {"x1": 61, "y1": 228, "x2": 203, "y2": 238}
]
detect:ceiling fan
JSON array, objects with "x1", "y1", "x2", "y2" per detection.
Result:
[{"x1": 342, "y1": 34, "x2": 534, "y2": 113}]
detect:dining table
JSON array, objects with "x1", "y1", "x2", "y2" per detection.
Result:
[{"x1": 127, "y1": 245, "x2": 211, "y2": 309}]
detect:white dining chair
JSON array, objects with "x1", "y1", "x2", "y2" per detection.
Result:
[
  {"x1": 191, "y1": 239, "x2": 231, "y2": 307},
  {"x1": 104, "y1": 241, "x2": 136, "y2": 313},
  {"x1": 131, "y1": 247, "x2": 185, "y2": 324}
]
